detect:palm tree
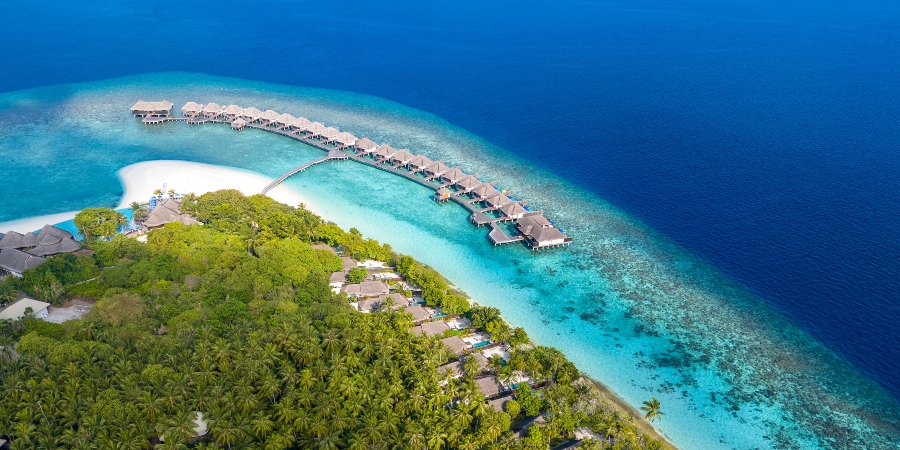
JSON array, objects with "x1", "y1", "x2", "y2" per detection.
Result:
[
  {"x1": 167, "y1": 188, "x2": 176, "y2": 198},
  {"x1": 153, "y1": 188, "x2": 164, "y2": 197},
  {"x1": 640, "y1": 397, "x2": 664, "y2": 422}
]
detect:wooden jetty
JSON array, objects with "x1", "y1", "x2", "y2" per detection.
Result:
[{"x1": 135, "y1": 101, "x2": 573, "y2": 251}]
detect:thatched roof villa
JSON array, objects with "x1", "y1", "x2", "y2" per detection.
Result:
[
  {"x1": 143, "y1": 198, "x2": 201, "y2": 230},
  {"x1": 408, "y1": 155, "x2": 433, "y2": 172},
  {"x1": 202, "y1": 103, "x2": 224, "y2": 118},
  {"x1": 131, "y1": 100, "x2": 173, "y2": 117},
  {"x1": 222, "y1": 104, "x2": 244, "y2": 120},
  {"x1": 354, "y1": 138, "x2": 378, "y2": 154},
  {"x1": 181, "y1": 102, "x2": 204, "y2": 117},
  {"x1": 240, "y1": 107, "x2": 264, "y2": 123},
  {"x1": 334, "y1": 131, "x2": 357, "y2": 148},
  {"x1": 515, "y1": 215, "x2": 571, "y2": 249}
]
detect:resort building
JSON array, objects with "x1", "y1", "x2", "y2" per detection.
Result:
[
  {"x1": 0, "y1": 249, "x2": 46, "y2": 277},
  {"x1": 485, "y1": 193, "x2": 513, "y2": 209},
  {"x1": 441, "y1": 168, "x2": 466, "y2": 184},
  {"x1": 275, "y1": 113, "x2": 296, "y2": 129},
  {"x1": 26, "y1": 225, "x2": 82, "y2": 257},
  {"x1": 320, "y1": 126, "x2": 340, "y2": 142},
  {"x1": 305, "y1": 122, "x2": 326, "y2": 137},
  {"x1": 373, "y1": 145, "x2": 397, "y2": 161},
  {"x1": 240, "y1": 107, "x2": 264, "y2": 123},
  {"x1": 329, "y1": 271, "x2": 347, "y2": 289},
  {"x1": 231, "y1": 118, "x2": 246, "y2": 130},
  {"x1": 471, "y1": 184, "x2": 501, "y2": 201},
  {"x1": 404, "y1": 305, "x2": 431, "y2": 323},
  {"x1": 260, "y1": 110, "x2": 280, "y2": 126},
  {"x1": 357, "y1": 293, "x2": 407, "y2": 313},
  {"x1": 423, "y1": 161, "x2": 450, "y2": 178},
  {"x1": 0, "y1": 231, "x2": 39, "y2": 249},
  {"x1": 202, "y1": 103, "x2": 224, "y2": 118},
  {"x1": 222, "y1": 104, "x2": 244, "y2": 120},
  {"x1": 341, "y1": 280, "x2": 390, "y2": 298},
  {"x1": 500, "y1": 202, "x2": 528, "y2": 219},
  {"x1": 438, "y1": 353, "x2": 489, "y2": 378},
  {"x1": 130, "y1": 100, "x2": 174, "y2": 117},
  {"x1": 488, "y1": 395, "x2": 512, "y2": 413},
  {"x1": 515, "y1": 215, "x2": 572, "y2": 249},
  {"x1": 142, "y1": 198, "x2": 201, "y2": 230},
  {"x1": 354, "y1": 138, "x2": 378, "y2": 155},
  {"x1": 455, "y1": 175, "x2": 482, "y2": 193},
  {"x1": 408, "y1": 155, "x2": 433, "y2": 173},
  {"x1": 475, "y1": 376, "x2": 504, "y2": 399},
  {"x1": 290, "y1": 117, "x2": 312, "y2": 133},
  {"x1": 389, "y1": 149, "x2": 414, "y2": 166},
  {"x1": 0, "y1": 298, "x2": 50, "y2": 321},
  {"x1": 434, "y1": 187, "x2": 451, "y2": 203},
  {"x1": 341, "y1": 256, "x2": 359, "y2": 271},
  {"x1": 181, "y1": 102, "x2": 204, "y2": 117},
  {"x1": 412, "y1": 320, "x2": 450, "y2": 337},
  {"x1": 441, "y1": 335, "x2": 471, "y2": 355},
  {"x1": 334, "y1": 131, "x2": 357, "y2": 148}
]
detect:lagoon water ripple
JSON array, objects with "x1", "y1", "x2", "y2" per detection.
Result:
[{"x1": 0, "y1": 74, "x2": 898, "y2": 449}]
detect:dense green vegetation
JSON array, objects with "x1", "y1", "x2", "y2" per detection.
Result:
[
  {"x1": 74, "y1": 208, "x2": 127, "y2": 242},
  {"x1": 0, "y1": 190, "x2": 664, "y2": 449}
]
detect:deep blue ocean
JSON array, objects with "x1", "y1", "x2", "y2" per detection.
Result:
[{"x1": 1, "y1": 1, "x2": 899, "y2": 448}]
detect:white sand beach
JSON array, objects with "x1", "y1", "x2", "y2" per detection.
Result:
[{"x1": 0, "y1": 160, "x2": 311, "y2": 233}]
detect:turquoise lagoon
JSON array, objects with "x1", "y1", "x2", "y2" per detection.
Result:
[{"x1": 0, "y1": 73, "x2": 897, "y2": 449}]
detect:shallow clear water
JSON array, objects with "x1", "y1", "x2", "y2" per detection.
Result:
[{"x1": 0, "y1": 74, "x2": 897, "y2": 449}]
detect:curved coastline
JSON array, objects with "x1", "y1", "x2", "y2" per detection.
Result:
[{"x1": 0, "y1": 73, "x2": 897, "y2": 449}]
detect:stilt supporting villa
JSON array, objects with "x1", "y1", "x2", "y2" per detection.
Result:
[{"x1": 137, "y1": 100, "x2": 572, "y2": 250}]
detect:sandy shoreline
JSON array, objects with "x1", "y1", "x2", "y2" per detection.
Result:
[{"x1": 0, "y1": 160, "x2": 312, "y2": 233}]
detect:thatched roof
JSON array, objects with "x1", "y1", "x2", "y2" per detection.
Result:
[
  {"x1": 473, "y1": 184, "x2": 500, "y2": 199},
  {"x1": 404, "y1": 305, "x2": 430, "y2": 323},
  {"x1": 26, "y1": 225, "x2": 81, "y2": 257},
  {"x1": 442, "y1": 168, "x2": 466, "y2": 181},
  {"x1": 241, "y1": 107, "x2": 263, "y2": 120},
  {"x1": 276, "y1": 113, "x2": 296, "y2": 125},
  {"x1": 375, "y1": 145, "x2": 397, "y2": 159},
  {"x1": 320, "y1": 127, "x2": 340, "y2": 140},
  {"x1": 223, "y1": 104, "x2": 244, "y2": 115},
  {"x1": 181, "y1": 102, "x2": 204, "y2": 114},
  {"x1": 515, "y1": 216, "x2": 567, "y2": 244},
  {"x1": 202, "y1": 103, "x2": 224, "y2": 113},
  {"x1": 261, "y1": 110, "x2": 280, "y2": 122},
  {"x1": 488, "y1": 395, "x2": 512, "y2": 412},
  {"x1": 357, "y1": 293, "x2": 406, "y2": 313},
  {"x1": 500, "y1": 202, "x2": 528, "y2": 217},
  {"x1": 306, "y1": 122, "x2": 326, "y2": 134},
  {"x1": 341, "y1": 256, "x2": 358, "y2": 271},
  {"x1": 231, "y1": 119, "x2": 246, "y2": 129},
  {"x1": 355, "y1": 138, "x2": 378, "y2": 152},
  {"x1": 390, "y1": 150, "x2": 414, "y2": 163},
  {"x1": 440, "y1": 336, "x2": 469, "y2": 355},
  {"x1": 475, "y1": 376, "x2": 503, "y2": 398},
  {"x1": 412, "y1": 320, "x2": 449, "y2": 337},
  {"x1": 0, "y1": 248, "x2": 46, "y2": 275},
  {"x1": 341, "y1": 280, "x2": 390, "y2": 298},
  {"x1": 438, "y1": 353, "x2": 489, "y2": 377},
  {"x1": 143, "y1": 198, "x2": 200, "y2": 228},
  {"x1": 131, "y1": 100, "x2": 174, "y2": 112},
  {"x1": 0, "y1": 231, "x2": 39, "y2": 250},
  {"x1": 424, "y1": 161, "x2": 449, "y2": 175},
  {"x1": 408, "y1": 155, "x2": 432, "y2": 169},
  {"x1": 334, "y1": 132, "x2": 357, "y2": 145},
  {"x1": 456, "y1": 176, "x2": 481, "y2": 190},
  {"x1": 329, "y1": 271, "x2": 347, "y2": 283},
  {"x1": 290, "y1": 117, "x2": 312, "y2": 130}
]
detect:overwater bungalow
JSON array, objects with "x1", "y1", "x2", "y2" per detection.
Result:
[
  {"x1": 441, "y1": 167, "x2": 466, "y2": 184},
  {"x1": 130, "y1": 100, "x2": 174, "y2": 117},
  {"x1": 260, "y1": 109, "x2": 280, "y2": 126},
  {"x1": 408, "y1": 155, "x2": 433, "y2": 173},
  {"x1": 455, "y1": 175, "x2": 482, "y2": 192},
  {"x1": 388, "y1": 149, "x2": 414, "y2": 166},
  {"x1": 434, "y1": 187, "x2": 451, "y2": 203},
  {"x1": 320, "y1": 126, "x2": 340, "y2": 142},
  {"x1": 231, "y1": 118, "x2": 246, "y2": 130},
  {"x1": 201, "y1": 103, "x2": 224, "y2": 118},
  {"x1": 275, "y1": 113, "x2": 296, "y2": 129},
  {"x1": 500, "y1": 202, "x2": 528, "y2": 219},
  {"x1": 222, "y1": 104, "x2": 244, "y2": 120},
  {"x1": 334, "y1": 131, "x2": 357, "y2": 148},
  {"x1": 472, "y1": 184, "x2": 501, "y2": 201},
  {"x1": 290, "y1": 117, "x2": 312, "y2": 132},
  {"x1": 424, "y1": 161, "x2": 450, "y2": 178},
  {"x1": 181, "y1": 102, "x2": 204, "y2": 117},
  {"x1": 515, "y1": 215, "x2": 572, "y2": 249},
  {"x1": 485, "y1": 193, "x2": 513, "y2": 209},
  {"x1": 240, "y1": 107, "x2": 264, "y2": 123},
  {"x1": 0, "y1": 249, "x2": 46, "y2": 277},
  {"x1": 374, "y1": 145, "x2": 397, "y2": 161},
  {"x1": 305, "y1": 121, "x2": 326, "y2": 137},
  {"x1": 354, "y1": 138, "x2": 378, "y2": 155}
]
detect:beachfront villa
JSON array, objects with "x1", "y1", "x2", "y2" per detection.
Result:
[
  {"x1": 341, "y1": 280, "x2": 390, "y2": 298},
  {"x1": 0, "y1": 298, "x2": 50, "y2": 321},
  {"x1": 0, "y1": 225, "x2": 82, "y2": 276},
  {"x1": 0, "y1": 249, "x2": 46, "y2": 278},
  {"x1": 475, "y1": 376, "x2": 504, "y2": 399},
  {"x1": 135, "y1": 101, "x2": 572, "y2": 251},
  {"x1": 142, "y1": 198, "x2": 201, "y2": 230}
]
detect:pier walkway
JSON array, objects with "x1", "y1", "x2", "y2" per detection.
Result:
[{"x1": 140, "y1": 107, "x2": 571, "y2": 250}]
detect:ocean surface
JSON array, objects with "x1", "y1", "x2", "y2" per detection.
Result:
[{"x1": 0, "y1": 1, "x2": 898, "y2": 449}]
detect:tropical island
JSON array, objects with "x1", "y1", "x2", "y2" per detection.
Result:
[{"x1": 0, "y1": 189, "x2": 669, "y2": 449}]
